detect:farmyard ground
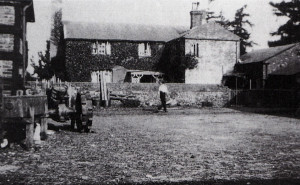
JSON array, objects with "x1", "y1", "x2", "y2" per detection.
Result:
[{"x1": 0, "y1": 108, "x2": 299, "y2": 184}]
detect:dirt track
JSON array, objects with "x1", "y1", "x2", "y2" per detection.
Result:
[{"x1": 0, "y1": 108, "x2": 299, "y2": 184}]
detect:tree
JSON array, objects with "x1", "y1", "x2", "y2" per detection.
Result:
[
  {"x1": 51, "y1": 9, "x2": 63, "y2": 47},
  {"x1": 50, "y1": 9, "x2": 68, "y2": 81},
  {"x1": 206, "y1": 10, "x2": 230, "y2": 29},
  {"x1": 269, "y1": 0, "x2": 300, "y2": 47},
  {"x1": 206, "y1": 5, "x2": 254, "y2": 54},
  {"x1": 227, "y1": 5, "x2": 255, "y2": 55},
  {"x1": 31, "y1": 41, "x2": 54, "y2": 80}
]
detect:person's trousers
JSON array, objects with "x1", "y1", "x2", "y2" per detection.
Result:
[{"x1": 159, "y1": 92, "x2": 167, "y2": 112}]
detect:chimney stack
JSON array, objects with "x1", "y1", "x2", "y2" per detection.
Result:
[{"x1": 190, "y1": 2, "x2": 207, "y2": 29}]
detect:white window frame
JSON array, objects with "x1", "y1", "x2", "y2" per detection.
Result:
[
  {"x1": 92, "y1": 42, "x2": 98, "y2": 55},
  {"x1": 91, "y1": 41, "x2": 111, "y2": 55},
  {"x1": 138, "y1": 42, "x2": 151, "y2": 57}
]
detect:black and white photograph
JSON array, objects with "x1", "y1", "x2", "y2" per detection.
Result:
[{"x1": 0, "y1": 0, "x2": 300, "y2": 184}]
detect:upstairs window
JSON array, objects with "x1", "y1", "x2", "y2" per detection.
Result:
[
  {"x1": 190, "y1": 43, "x2": 199, "y2": 57},
  {"x1": 92, "y1": 43, "x2": 97, "y2": 55},
  {"x1": 138, "y1": 42, "x2": 151, "y2": 57},
  {"x1": 98, "y1": 43, "x2": 106, "y2": 55},
  {"x1": 92, "y1": 42, "x2": 111, "y2": 55}
]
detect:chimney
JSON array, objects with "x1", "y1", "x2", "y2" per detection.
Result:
[{"x1": 190, "y1": 2, "x2": 207, "y2": 29}]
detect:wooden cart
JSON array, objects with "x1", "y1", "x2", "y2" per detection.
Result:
[{"x1": 0, "y1": 95, "x2": 48, "y2": 149}]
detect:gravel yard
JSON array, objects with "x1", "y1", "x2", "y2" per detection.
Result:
[{"x1": 0, "y1": 108, "x2": 299, "y2": 184}]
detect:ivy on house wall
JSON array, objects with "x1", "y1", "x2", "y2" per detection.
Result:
[
  {"x1": 65, "y1": 40, "x2": 164, "y2": 81},
  {"x1": 156, "y1": 39, "x2": 198, "y2": 83}
]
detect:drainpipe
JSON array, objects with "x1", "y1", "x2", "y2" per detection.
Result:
[{"x1": 22, "y1": 1, "x2": 33, "y2": 87}]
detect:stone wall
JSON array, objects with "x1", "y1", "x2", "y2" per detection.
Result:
[
  {"x1": 27, "y1": 81, "x2": 231, "y2": 107},
  {"x1": 107, "y1": 83, "x2": 230, "y2": 107},
  {"x1": 185, "y1": 39, "x2": 239, "y2": 84}
]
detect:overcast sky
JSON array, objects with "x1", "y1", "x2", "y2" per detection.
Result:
[{"x1": 27, "y1": 0, "x2": 287, "y2": 72}]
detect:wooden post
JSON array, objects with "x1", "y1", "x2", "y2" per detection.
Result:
[
  {"x1": 107, "y1": 89, "x2": 111, "y2": 107},
  {"x1": 25, "y1": 106, "x2": 35, "y2": 149},
  {"x1": 235, "y1": 77, "x2": 238, "y2": 107},
  {"x1": 100, "y1": 71, "x2": 108, "y2": 107},
  {"x1": 40, "y1": 117, "x2": 48, "y2": 140}
]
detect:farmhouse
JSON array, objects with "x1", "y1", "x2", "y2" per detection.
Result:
[
  {"x1": 63, "y1": 3, "x2": 240, "y2": 84},
  {"x1": 233, "y1": 43, "x2": 300, "y2": 89},
  {"x1": 0, "y1": 0, "x2": 35, "y2": 95}
]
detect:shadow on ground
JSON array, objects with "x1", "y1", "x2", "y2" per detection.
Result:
[
  {"x1": 229, "y1": 106, "x2": 300, "y2": 120},
  {"x1": 48, "y1": 122, "x2": 73, "y2": 132},
  {"x1": 126, "y1": 179, "x2": 300, "y2": 185},
  {"x1": 0, "y1": 176, "x2": 299, "y2": 185}
]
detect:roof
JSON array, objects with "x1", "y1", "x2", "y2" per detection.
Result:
[
  {"x1": 1, "y1": 0, "x2": 35, "y2": 22},
  {"x1": 64, "y1": 21, "x2": 188, "y2": 42},
  {"x1": 223, "y1": 70, "x2": 245, "y2": 77},
  {"x1": 271, "y1": 62, "x2": 300, "y2": 76},
  {"x1": 180, "y1": 22, "x2": 240, "y2": 41},
  {"x1": 25, "y1": 0, "x2": 35, "y2": 22},
  {"x1": 240, "y1": 43, "x2": 297, "y2": 64}
]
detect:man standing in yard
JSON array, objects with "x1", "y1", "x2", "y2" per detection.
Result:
[{"x1": 158, "y1": 80, "x2": 169, "y2": 112}]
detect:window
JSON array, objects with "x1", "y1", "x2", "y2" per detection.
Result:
[
  {"x1": 91, "y1": 42, "x2": 111, "y2": 55},
  {"x1": 138, "y1": 42, "x2": 151, "y2": 57},
  {"x1": 190, "y1": 43, "x2": 199, "y2": 57},
  {"x1": 92, "y1": 42, "x2": 97, "y2": 55},
  {"x1": 98, "y1": 43, "x2": 105, "y2": 55}
]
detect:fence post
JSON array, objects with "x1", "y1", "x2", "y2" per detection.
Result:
[{"x1": 235, "y1": 77, "x2": 238, "y2": 106}]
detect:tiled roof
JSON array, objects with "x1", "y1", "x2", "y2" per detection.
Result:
[
  {"x1": 240, "y1": 43, "x2": 297, "y2": 64},
  {"x1": 64, "y1": 21, "x2": 188, "y2": 42},
  {"x1": 180, "y1": 22, "x2": 240, "y2": 41},
  {"x1": 268, "y1": 43, "x2": 300, "y2": 75},
  {"x1": 64, "y1": 21, "x2": 240, "y2": 42}
]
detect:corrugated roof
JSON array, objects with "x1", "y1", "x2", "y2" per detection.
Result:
[
  {"x1": 240, "y1": 43, "x2": 297, "y2": 64},
  {"x1": 181, "y1": 22, "x2": 240, "y2": 41},
  {"x1": 64, "y1": 21, "x2": 188, "y2": 42}
]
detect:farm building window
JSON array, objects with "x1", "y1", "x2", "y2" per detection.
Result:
[
  {"x1": 190, "y1": 43, "x2": 199, "y2": 57},
  {"x1": 91, "y1": 42, "x2": 111, "y2": 55},
  {"x1": 138, "y1": 42, "x2": 151, "y2": 57},
  {"x1": 92, "y1": 42, "x2": 97, "y2": 55}
]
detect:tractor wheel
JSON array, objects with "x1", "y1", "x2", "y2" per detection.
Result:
[
  {"x1": 76, "y1": 116, "x2": 83, "y2": 132},
  {"x1": 0, "y1": 138, "x2": 9, "y2": 149},
  {"x1": 84, "y1": 126, "x2": 90, "y2": 133},
  {"x1": 84, "y1": 121, "x2": 91, "y2": 133},
  {"x1": 70, "y1": 118, "x2": 75, "y2": 131}
]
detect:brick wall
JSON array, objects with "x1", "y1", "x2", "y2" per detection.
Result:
[
  {"x1": 0, "y1": 6, "x2": 15, "y2": 26},
  {"x1": 0, "y1": 34, "x2": 14, "y2": 52}
]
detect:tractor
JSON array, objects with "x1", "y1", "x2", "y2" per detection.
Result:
[{"x1": 46, "y1": 85, "x2": 93, "y2": 133}]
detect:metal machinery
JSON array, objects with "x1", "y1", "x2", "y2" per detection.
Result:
[
  {"x1": 0, "y1": 84, "x2": 94, "y2": 149},
  {"x1": 46, "y1": 85, "x2": 93, "y2": 133},
  {"x1": 0, "y1": 94, "x2": 48, "y2": 149}
]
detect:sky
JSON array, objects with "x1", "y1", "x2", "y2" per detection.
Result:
[{"x1": 27, "y1": 0, "x2": 288, "y2": 73}]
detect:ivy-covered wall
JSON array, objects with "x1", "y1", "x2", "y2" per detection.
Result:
[{"x1": 65, "y1": 40, "x2": 164, "y2": 82}]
